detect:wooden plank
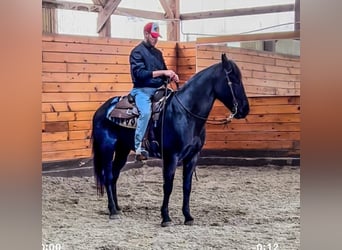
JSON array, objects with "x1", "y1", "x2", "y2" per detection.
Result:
[
  {"x1": 276, "y1": 58, "x2": 300, "y2": 68},
  {"x1": 43, "y1": 62, "x2": 131, "y2": 73},
  {"x1": 211, "y1": 104, "x2": 300, "y2": 115},
  {"x1": 42, "y1": 41, "x2": 176, "y2": 57},
  {"x1": 220, "y1": 113, "x2": 300, "y2": 123},
  {"x1": 42, "y1": 102, "x2": 103, "y2": 112},
  {"x1": 42, "y1": 139, "x2": 91, "y2": 152},
  {"x1": 252, "y1": 71, "x2": 300, "y2": 82},
  {"x1": 203, "y1": 140, "x2": 298, "y2": 150},
  {"x1": 177, "y1": 42, "x2": 196, "y2": 49},
  {"x1": 43, "y1": 34, "x2": 176, "y2": 48},
  {"x1": 206, "y1": 131, "x2": 300, "y2": 141},
  {"x1": 42, "y1": 52, "x2": 176, "y2": 67},
  {"x1": 181, "y1": 4, "x2": 294, "y2": 21},
  {"x1": 42, "y1": 82, "x2": 132, "y2": 93},
  {"x1": 196, "y1": 31, "x2": 300, "y2": 45},
  {"x1": 68, "y1": 121, "x2": 92, "y2": 131},
  {"x1": 243, "y1": 78, "x2": 299, "y2": 89},
  {"x1": 211, "y1": 96, "x2": 300, "y2": 106},
  {"x1": 42, "y1": 72, "x2": 132, "y2": 83},
  {"x1": 42, "y1": 132, "x2": 69, "y2": 142},
  {"x1": 177, "y1": 65, "x2": 196, "y2": 74},
  {"x1": 43, "y1": 33, "x2": 138, "y2": 46},
  {"x1": 42, "y1": 52, "x2": 129, "y2": 64},
  {"x1": 42, "y1": 93, "x2": 90, "y2": 102},
  {"x1": 43, "y1": 111, "x2": 94, "y2": 122},
  {"x1": 197, "y1": 52, "x2": 277, "y2": 66},
  {"x1": 42, "y1": 41, "x2": 133, "y2": 55},
  {"x1": 177, "y1": 57, "x2": 196, "y2": 66},
  {"x1": 68, "y1": 130, "x2": 92, "y2": 140},
  {"x1": 43, "y1": 122, "x2": 69, "y2": 132},
  {"x1": 244, "y1": 85, "x2": 300, "y2": 97},
  {"x1": 90, "y1": 92, "x2": 127, "y2": 101},
  {"x1": 249, "y1": 96, "x2": 299, "y2": 105},
  {"x1": 206, "y1": 122, "x2": 300, "y2": 132},
  {"x1": 43, "y1": 92, "x2": 119, "y2": 103},
  {"x1": 198, "y1": 44, "x2": 300, "y2": 60},
  {"x1": 177, "y1": 48, "x2": 196, "y2": 58},
  {"x1": 42, "y1": 148, "x2": 92, "y2": 162}
]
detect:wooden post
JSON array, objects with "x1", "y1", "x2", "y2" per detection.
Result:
[
  {"x1": 42, "y1": 2, "x2": 57, "y2": 33},
  {"x1": 295, "y1": 0, "x2": 300, "y2": 31},
  {"x1": 160, "y1": 0, "x2": 180, "y2": 41}
]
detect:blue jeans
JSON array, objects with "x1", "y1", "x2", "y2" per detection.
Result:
[{"x1": 130, "y1": 87, "x2": 157, "y2": 152}]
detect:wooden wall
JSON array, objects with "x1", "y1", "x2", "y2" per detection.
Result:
[
  {"x1": 42, "y1": 34, "x2": 300, "y2": 163},
  {"x1": 42, "y1": 34, "x2": 177, "y2": 162},
  {"x1": 197, "y1": 45, "x2": 300, "y2": 97}
]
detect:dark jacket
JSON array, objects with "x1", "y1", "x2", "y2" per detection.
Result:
[{"x1": 129, "y1": 41, "x2": 168, "y2": 88}]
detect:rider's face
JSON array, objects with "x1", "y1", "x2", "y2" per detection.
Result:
[{"x1": 145, "y1": 32, "x2": 158, "y2": 47}]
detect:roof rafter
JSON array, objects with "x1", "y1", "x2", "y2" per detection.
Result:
[
  {"x1": 180, "y1": 4, "x2": 295, "y2": 20},
  {"x1": 97, "y1": 0, "x2": 122, "y2": 33}
]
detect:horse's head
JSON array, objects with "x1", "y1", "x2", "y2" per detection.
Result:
[{"x1": 215, "y1": 54, "x2": 249, "y2": 119}]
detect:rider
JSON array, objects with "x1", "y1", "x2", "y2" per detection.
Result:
[{"x1": 129, "y1": 22, "x2": 179, "y2": 161}]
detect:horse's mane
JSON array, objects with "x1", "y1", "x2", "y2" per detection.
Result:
[
  {"x1": 178, "y1": 58, "x2": 241, "y2": 92},
  {"x1": 178, "y1": 63, "x2": 221, "y2": 91}
]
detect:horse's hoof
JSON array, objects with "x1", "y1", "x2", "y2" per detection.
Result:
[
  {"x1": 184, "y1": 219, "x2": 194, "y2": 226},
  {"x1": 161, "y1": 221, "x2": 172, "y2": 227},
  {"x1": 109, "y1": 214, "x2": 121, "y2": 220}
]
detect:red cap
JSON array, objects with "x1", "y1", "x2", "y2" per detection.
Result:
[{"x1": 144, "y1": 22, "x2": 162, "y2": 38}]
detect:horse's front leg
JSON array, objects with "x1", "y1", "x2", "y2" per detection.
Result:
[
  {"x1": 161, "y1": 155, "x2": 177, "y2": 227},
  {"x1": 182, "y1": 153, "x2": 199, "y2": 225}
]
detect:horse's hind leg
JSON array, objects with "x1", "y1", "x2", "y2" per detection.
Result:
[{"x1": 111, "y1": 146, "x2": 131, "y2": 214}]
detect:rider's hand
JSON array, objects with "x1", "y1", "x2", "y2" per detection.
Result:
[{"x1": 163, "y1": 70, "x2": 179, "y2": 83}]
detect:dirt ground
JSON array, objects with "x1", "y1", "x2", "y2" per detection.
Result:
[{"x1": 42, "y1": 165, "x2": 300, "y2": 250}]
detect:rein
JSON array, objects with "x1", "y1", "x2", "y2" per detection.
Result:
[{"x1": 174, "y1": 69, "x2": 239, "y2": 125}]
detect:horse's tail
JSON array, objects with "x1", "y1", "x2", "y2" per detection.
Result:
[{"x1": 91, "y1": 96, "x2": 120, "y2": 196}]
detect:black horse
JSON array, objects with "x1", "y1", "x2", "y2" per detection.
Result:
[{"x1": 92, "y1": 54, "x2": 249, "y2": 226}]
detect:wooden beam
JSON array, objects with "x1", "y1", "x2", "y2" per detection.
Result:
[
  {"x1": 159, "y1": 0, "x2": 174, "y2": 18},
  {"x1": 196, "y1": 31, "x2": 300, "y2": 44},
  {"x1": 43, "y1": 0, "x2": 102, "y2": 12},
  {"x1": 98, "y1": 17, "x2": 111, "y2": 37},
  {"x1": 180, "y1": 4, "x2": 294, "y2": 20},
  {"x1": 115, "y1": 7, "x2": 165, "y2": 20},
  {"x1": 92, "y1": 0, "x2": 106, "y2": 6},
  {"x1": 42, "y1": 0, "x2": 165, "y2": 20},
  {"x1": 97, "y1": 0, "x2": 121, "y2": 33}
]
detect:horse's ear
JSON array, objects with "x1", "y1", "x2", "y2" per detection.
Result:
[{"x1": 221, "y1": 53, "x2": 232, "y2": 71}]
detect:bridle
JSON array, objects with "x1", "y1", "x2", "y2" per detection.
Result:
[{"x1": 174, "y1": 68, "x2": 239, "y2": 125}]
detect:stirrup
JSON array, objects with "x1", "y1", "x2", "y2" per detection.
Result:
[{"x1": 135, "y1": 149, "x2": 149, "y2": 161}]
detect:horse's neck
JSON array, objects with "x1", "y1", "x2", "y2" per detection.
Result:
[{"x1": 176, "y1": 73, "x2": 217, "y2": 118}]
